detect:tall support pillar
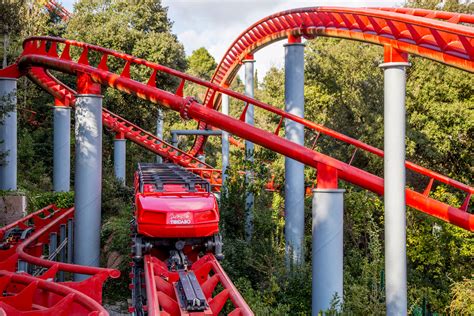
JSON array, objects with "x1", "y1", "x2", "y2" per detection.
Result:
[
  {"x1": 53, "y1": 99, "x2": 71, "y2": 192},
  {"x1": 156, "y1": 107, "x2": 164, "y2": 163},
  {"x1": 243, "y1": 55, "x2": 255, "y2": 241},
  {"x1": 380, "y1": 46, "x2": 410, "y2": 316},
  {"x1": 74, "y1": 74, "x2": 102, "y2": 281},
  {"x1": 59, "y1": 224, "x2": 66, "y2": 281},
  {"x1": 114, "y1": 132, "x2": 126, "y2": 185},
  {"x1": 171, "y1": 133, "x2": 179, "y2": 148},
  {"x1": 0, "y1": 78, "x2": 17, "y2": 191},
  {"x1": 221, "y1": 93, "x2": 230, "y2": 184},
  {"x1": 67, "y1": 218, "x2": 73, "y2": 264},
  {"x1": 312, "y1": 164, "x2": 344, "y2": 315},
  {"x1": 284, "y1": 35, "x2": 305, "y2": 266}
]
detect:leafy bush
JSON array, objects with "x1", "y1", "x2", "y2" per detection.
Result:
[
  {"x1": 27, "y1": 191, "x2": 74, "y2": 211},
  {"x1": 448, "y1": 278, "x2": 474, "y2": 315}
]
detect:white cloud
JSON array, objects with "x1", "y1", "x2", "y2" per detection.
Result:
[
  {"x1": 60, "y1": 0, "x2": 403, "y2": 80},
  {"x1": 163, "y1": 0, "x2": 403, "y2": 81}
]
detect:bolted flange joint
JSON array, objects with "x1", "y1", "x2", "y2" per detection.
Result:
[{"x1": 180, "y1": 96, "x2": 197, "y2": 120}]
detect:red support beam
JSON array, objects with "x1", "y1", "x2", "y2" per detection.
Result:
[{"x1": 317, "y1": 163, "x2": 338, "y2": 189}]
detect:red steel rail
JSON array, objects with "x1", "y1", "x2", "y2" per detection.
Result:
[
  {"x1": 3, "y1": 36, "x2": 471, "y2": 231},
  {"x1": 142, "y1": 254, "x2": 252, "y2": 315},
  {"x1": 191, "y1": 7, "x2": 474, "y2": 156},
  {"x1": 15, "y1": 207, "x2": 119, "y2": 280},
  {"x1": 208, "y1": 6, "x2": 473, "y2": 99},
  {"x1": 26, "y1": 66, "x2": 221, "y2": 186},
  {"x1": 0, "y1": 205, "x2": 119, "y2": 314},
  {"x1": 45, "y1": 0, "x2": 72, "y2": 21},
  {"x1": 374, "y1": 7, "x2": 474, "y2": 24},
  {"x1": 0, "y1": 269, "x2": 108, "y2": 315}
]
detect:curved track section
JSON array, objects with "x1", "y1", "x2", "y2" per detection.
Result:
[
  {"x1": 190, "y1": 7, "x2": 473, "y2": 156},
  {"x1": 0, "y1": 205, "x2": 119, "y2": 314},
  {"x1": 2, "y1": 36, "x2": 471, "y2": 231},
  {"x1": 0, "y1": 269, "x2": 108, "y2": 315},
  {"x1": 209, "y1": 6, "x2": 473, "y2": 97},
  {"x1": 373, "y1": 7, "x2": 474, "y2": 24}
]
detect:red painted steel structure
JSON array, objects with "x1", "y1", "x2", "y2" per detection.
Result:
[
  {"x1": 192, "y1": 6, "x2": 473, "y2": 156},
  {"x1": 373, "y1": 7, "x2": 474, "y2": 24},
  {"x1": 44, "y1": 0, "x2": 72, "y2": 21},
  {"x1": 0, "y1": 6, "x2": 472, "y2": 315},
  {"x1": 142, "y1": 254, "x2": 252, "y2": 315},
  {"x1": 3, "y1": 35, "x2": 470, "y2": 230},
  {"x1": 0, "y1": 205, "x2": 119, "y2": 314},
  {"x1": 26, "y1": 66, "x2": 221, "y2": 186},
  {"x1": 0, "y1": 269, "x2": 109, "y2": 315}
]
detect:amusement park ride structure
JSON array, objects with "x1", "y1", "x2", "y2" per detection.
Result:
[{"x1": 0, "y1": 3, "x2": 472, "y2": 316}]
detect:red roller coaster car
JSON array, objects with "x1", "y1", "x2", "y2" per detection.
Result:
[
  {"x1": 131, "y1": 163, "x2": 229, "y2": 315},
  {"x1": 134, "y1": 163, "x2": 220, "y2": 239}
]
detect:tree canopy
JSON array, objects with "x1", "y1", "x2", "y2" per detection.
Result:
[
  {"x1": 0, "y1": 0, "x2": 472, "y2": 314},
  {"x1": 64, "y1": 0, "x2": 187, "y2": 132},
  {"x1": 187, "y1": 47, "x2": 217, "y2": 81}
]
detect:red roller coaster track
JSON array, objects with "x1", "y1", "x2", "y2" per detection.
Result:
[
  {"x1": 0, "y1": 5, "x2": 472, "y2": 315},
  {"x1": 5, "y1": 34, "x2": 470, "y2": 228},
  {"x1": 190, "y1": 6, "x2": 473, "y2": 157},
  {"x1": 0, "y1": 205, "x2": 118, "y2": 315},
  {"x1": 44, "y1": 0, "x2": 72, "y2": 21},
  {"x1": 26, "y1": 66, "x2": 222, "y2": 187}
]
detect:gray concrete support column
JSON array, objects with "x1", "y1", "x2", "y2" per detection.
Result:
[
  {"x1": 284, "y1": 38, "x2": 305, "y2": 266},
  {"x1": 59, "y1": 224, "x2": 66, "y2": 281},
  {"x1": 312, "y1": 188, "x2": 344, "y2": 315},
  {"x1": 114, "y1": 133, "x2": 126, "y2": 185},
  {"x1": 53, "y1": 105, "x2": 71, "y2": 192},
  {"x1": 67, "y1": 218, "x2": 73, "y2": 264},
  {"x1": 49, "y1": 232, "x2": 58, "y2": 260},
  {"x1": 243, "y1": 56, "x2": 255, "y2": 242},
  {"x1": 221, "y1": 93, "x2": 230, "y2": 184},
  {"x1": 380, "y1": 51, "x2": 410, "y2": 315},
  {"x1": 17, "y1": 260, "x2": 27, "y2": 273},
  {"x1": 171, "y1": 133, "x2": 179, "y2": 148},
  {"x1": 74, "y1": 94, "x2": 103, "y2": 281},
  {"x1": 0, "y1": 78, "x2": 17, "y2": 191},
  {"x1": 156, "y1": 107, "x2": 164, "y2": 163}
]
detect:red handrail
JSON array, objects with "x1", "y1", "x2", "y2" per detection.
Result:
[{"x1": 15, "y1": 207, "x2": 120, "y2": 278}]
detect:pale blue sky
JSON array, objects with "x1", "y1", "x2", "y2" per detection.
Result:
[{"x1": 59, "y1": 0, "x2": 404, "y2": 78}]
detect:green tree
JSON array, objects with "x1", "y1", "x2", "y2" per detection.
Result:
[
  {"x1": 184, "y1": 47, "x2": 216, "y2": 103},
  {"x1": 249, "y1": 2, "x2": 473, "y2": 312},
  {"x1": 187, "y1": 47, "x2": 217, "y2": 80},
  {"x1": 64, "y1": 0, "x2": 187, "y2": 133},
  {"x1": 406, "y1": 0, "x2": 473, "y2": 12},
  {"x1": 0, "y1": 0, "x2": 24, "y2": 67},
  {"x1": 448, "y1": 278, "x2": 474, "y2": 314}
]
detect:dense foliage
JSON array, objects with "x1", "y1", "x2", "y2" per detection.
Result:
[{"x1": 0, "y1": 0, "x2": 472, "y2": 315}]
